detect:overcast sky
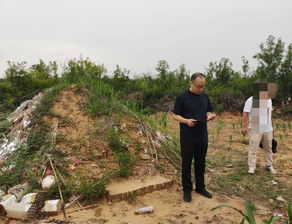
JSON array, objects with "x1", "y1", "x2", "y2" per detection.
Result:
[{"x1": 0, "y1": 0, "x2": 291, "y2": 77}]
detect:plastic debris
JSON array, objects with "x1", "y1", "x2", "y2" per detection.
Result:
[
  {"x1": 0, "y1": 136, "x2": 20, "y2": 158},
  {"x1": 0, "y1": 92, "x2": 44, "y2": 159},
  {"x1": 42, "y1": 175, "x2": 56, "y2": 190},
  {"x1": 70, "y1": 156, "x2": 81, "y2": 165},
  {"x1": 23, "y1": 117, "x2": 31, "y2": 129},
  {"x1": 68, "y1": 164, "x2": 76, "y2": 170},
  {"x1": 7, "y1": 163, "x2": 16, "y2": 171},
  {"x1": 153, "y1": 141, "x2": 162, "y2": 148},
  {"x1": 267, "y1": 180, "x2": 278, "y2": 185},
  {"x1": 91, "y1": 164, "x2": 99, "y2": 168},
  {"x1": 156, "y1": 131, "x2": 165, "y2": 139},
  {"x1": 68, "y1": 195, "x2": 77, "y2": 203},
  {"x1": 45, "y1": 168, "x2": 53, "y2": 175},
  {"x1": 135, "y1": 206, "x2": 154, "y2": 214}
]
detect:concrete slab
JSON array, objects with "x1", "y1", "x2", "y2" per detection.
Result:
[{"x1": 106, "y1": 176, "x2": 173, "y2": 202}]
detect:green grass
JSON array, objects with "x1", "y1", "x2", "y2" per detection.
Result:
[
  {"x1": 75, "y1": 171, "x2": 114, "y2": 200},
  {"x1": 210, "y1": 161, "x2": 292, "y2": 210},
  {"x1": 107, "y1": 126, "x2": 128, "y2": 152},
  {"x1": 0, "y1": 119, "x2": 10, "y2": 134},
  {"x1": 212, "y1": 200, "x2": 280, "y2": 224},
  {"x1": 114, "y1": 151, "x2": 136, "y2": 177}
]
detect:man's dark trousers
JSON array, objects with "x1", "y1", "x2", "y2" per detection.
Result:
[{"x1": 181, "y1": 142, "x2": 208, "y2": 192}]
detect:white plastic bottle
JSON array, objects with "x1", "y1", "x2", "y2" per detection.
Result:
[{"x1": 135, "y1": 206, "x2": 154, "y2": 214}]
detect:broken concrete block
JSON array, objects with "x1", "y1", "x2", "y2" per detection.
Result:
[
  {"x1": 8, "y1": 183, "x2": 28, "y2": 201},
  {"x1": 0, "y1": 190, "x2": 5, "y2": 200},
  {"x1": 41, "y1": 199, "x2": 63, "y2": 213},
  {"x1": 276, "y1": 196, "x2": 285, "y2": 203},
  {"x1": 20, "y1": 193, "x2": 38, "y2": 204},
  {"x1": 0, "y1": 194, "x2": 17, "y2": 216},
  {"x1": 5, "y1": 203, "x2": 38, "y2": 220},
  {"x1": 0, "y1": 194, "x2": 17, "y2": 205}
]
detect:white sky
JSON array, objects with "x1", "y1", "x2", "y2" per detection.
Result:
[{"x1": 0, "y1": 0, "x2": 291, "y2": 77}]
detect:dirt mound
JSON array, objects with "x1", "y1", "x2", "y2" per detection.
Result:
[
  {"x1": 0, "y1": 87, "x2": 178, "y2": 223},
  {"x1": 216, "y1": 93, "x2": 245, "y2": 112},
  {"x1": 41, "y1": 87, "x2": 175, "y2": 180},
  {"x1": 153, "y1": 95, "x2": 174, "y2": 112}
]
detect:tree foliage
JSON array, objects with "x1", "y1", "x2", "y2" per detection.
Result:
[
  {"x1": 0, "y1": 60, "x2": 58, "y2": 111},
  {"x1": 0, "y1": 35, "x2": 291, "y2": 115}
]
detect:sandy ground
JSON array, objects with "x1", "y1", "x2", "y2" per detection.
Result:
[
  {"x1": 54, "y1": 184, "x2": 257, "y2": 224},
  {"x1": 12, "y1": 182, "x2": 264, "y2": 224}
]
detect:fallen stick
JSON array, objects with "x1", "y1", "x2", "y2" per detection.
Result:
[
  {"x1": 55, "y1": 167, "x2": 86, "y2": 212},
  {"x1": 47, "y1": 154, "x2": 67, "y2": 219},
  {"x1": 66, "y1": 203, "x2": 100, "y2": 214},
  {"x1": 206, "y1": 162, "x2": 213, "y2": 167},
  {"x1": 65, "y1": 194, "x2": 83, "y2": 209}
]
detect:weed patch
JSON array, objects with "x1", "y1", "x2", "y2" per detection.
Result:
[
  {"x1": 107, "y1": 126, "x2": 128, "y2": 152},
  {"x1": 114, "y1": 151, "x2": 136, "y2": 177},
  {"x1": 0, "y1": 120, "x2": 10, "y2": 134}
]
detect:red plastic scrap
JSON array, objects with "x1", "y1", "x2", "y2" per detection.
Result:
[
  {"x1": 70, "y1": 156, "x2": 81, "y2": 165},
  {"x1": 45, "y1": 169, "x2": 53, "y2": 175}
]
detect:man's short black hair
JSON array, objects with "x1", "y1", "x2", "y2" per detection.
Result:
[
  {"x1": 254, "y1": 79, "x2": 268, "y2": 91},
  {"x1": 191, "y1": 73, "x2": 205, "y2": 81},
  {"x1": 253, "y1": 79, "x2": 268, "y2": 100}
]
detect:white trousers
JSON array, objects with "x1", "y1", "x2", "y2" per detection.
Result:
[{"x1": 248, "y1": 129, "x2": 273, "y2": 169}]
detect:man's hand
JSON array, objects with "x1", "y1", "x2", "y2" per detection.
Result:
[
  {"x1": 241, "y1": 127, "x2": 247, "y2": 136},
  {"x1": 172, "y1": 113, "x2": 197, "y2": 127},
  {"x1": 207, "y1": 113, "x2": 216, "y2": 121},
  {"x1": 186, "y1": 119, "x2": 197, "y2": 127}
]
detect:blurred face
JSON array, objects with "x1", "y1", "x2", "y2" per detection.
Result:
[
  {"x1": 268, "y1": 82, "x2": 277, "y2": 99},
  {"x1": 190, "y1": 76, "x2": 206, "y2": 94}
]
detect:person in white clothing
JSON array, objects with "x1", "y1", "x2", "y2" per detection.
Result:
[{"x1": 241, "y1": 80, "x2": 277, "y2": 174}]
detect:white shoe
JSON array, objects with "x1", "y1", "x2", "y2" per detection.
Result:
[
  {"x1": 266, "y1": 166, "x2": 277, "y2": 174},
  {"x1": 248, "y1": 168, "x2": 255, "y2": 174}
]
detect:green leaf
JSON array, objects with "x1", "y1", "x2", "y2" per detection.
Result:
[
  {"x1": 265, "y1": 216, "x2": 280, "y2": 224},
  {"x1": 244, "y1": 200, "x2": 256, "y2": 224},
  {"x1": 240, "y1": 217, "x2": 246, "y2": 224},
  {"x1": 288, "y1": 202, "x2": 292, "y2": 224}
]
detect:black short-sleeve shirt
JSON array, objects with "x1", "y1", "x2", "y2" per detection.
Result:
[{"x1": 173, "y1": 90, "x2": 213, "y2": 143}]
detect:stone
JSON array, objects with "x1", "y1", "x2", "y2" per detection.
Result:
[{"x1": 276, "y1": 196, "x2": 285, "y2": 203}]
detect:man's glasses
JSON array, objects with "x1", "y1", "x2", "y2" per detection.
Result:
[{"x1": 193, "y1": 83, "x2": 205, "y2": 89}]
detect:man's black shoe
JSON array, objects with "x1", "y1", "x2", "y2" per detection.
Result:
[
  {"x1": 195, "y1": 189, "x2": 212, "y2": 198},
  {"x1": 183, "y1": 191, "x2": 192, "y2": 202}
]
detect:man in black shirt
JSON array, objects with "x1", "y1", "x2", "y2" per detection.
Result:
[{"x1": 173, "y1": 73, "x2": 216, "y2": 202}]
